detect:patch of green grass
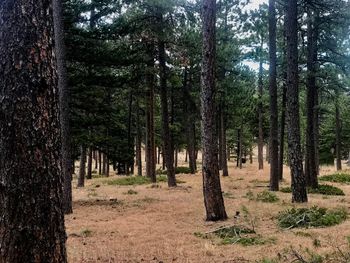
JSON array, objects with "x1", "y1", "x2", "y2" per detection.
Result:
[
  {"x1": 320, "y1": 173, "x2": 350, "y2": 184},
  {"x1": 194, "y1": 226, "x2": 275, "y2": 246},
  {"x1": 256, "y1": 190, "x2": 279, "y2": 203},
  {"x1": 80, "y1": 228, "x2": 93, "y2": 237},
  {"x1": 157, "y1": 166, "x2": 195, "y2": 175},
  {"x1": 102, "y1": 175, "x2": 184, "y2": 186},
  {"x1": 294, "y1": 231, "x2": 312, "y2": 238},
  {"x1": 245, "y1": 190, "x2": 255, "y2": 200},
  {"x1": 280, "y1": 184, "x2": 345, "y2": 196},
  {"x1": 223, "y1": 192, "x2": 235, "y2": 199},
  {"x1": 277, "y1": 206, "x2": 347, "y2": 229},
  {"x1": 123, "y1": 189, "x2": 138, "y2": 195}
]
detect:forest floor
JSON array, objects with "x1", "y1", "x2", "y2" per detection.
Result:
[{"x1": 66, "y1": 157, "x2": 350, "y2": 263}]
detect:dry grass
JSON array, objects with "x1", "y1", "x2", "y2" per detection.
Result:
[{"x1": 66, "y1": 155, "x2": 350, "y2": 263}]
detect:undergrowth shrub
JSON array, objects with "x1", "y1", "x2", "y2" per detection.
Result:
[
  {"x1": 256, "y1": 190, "x2": 279, "y2": 203},
  {"x1": 280, "y1": 184, "x2": 344, "y2": 196},
  {"x1": 320, "y1": 173, "x2": 350, "y2": 184},
  {"x1": 102, "y1": 175, "x2": 184, "y2": 186},
  {"x1": 277, "y1": 206, "x2": 347, "y2": 229}
]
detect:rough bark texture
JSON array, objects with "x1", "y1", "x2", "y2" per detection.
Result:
[
  {"x1": 0, "y1": 0, "x2": 67, "y2": 261},
  {"x1": 305, "y1": 8, "x2": 318, "y2": 188},
  {"x1": 286, "y1": 0, "x2": 308, "y2": 203},
  {"x1": 279, "y1": 83, "x2": 287, "y2": 181},
  {"x1": 269, "y1": 0, "x2": 279, "y2": 191},
  {"x1": 158, "y1": 38, "x2": 176, "y2": 187},
  {"x1": 53, "y1": 0, "x2": 73, "y2": 215},
  {"x1": 200, "y1": 0, "x2": 227, "y2": 221},
  {"x1": 78, "y1": 145, "x2": 87, "y2": 187}
]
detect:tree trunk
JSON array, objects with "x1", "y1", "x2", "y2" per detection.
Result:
[
  {"x1": 53, "y1": 0, "x2": 73, "y2": 215},
  {"x1": 279, "y1": 84, "x2": 287, "y2": 181},
  {"x1": 175, "y1": 149, "x2": 178, "y2": 168},
  {"x1": 268, "y1": 0, "x2": 279, "y2": 191},
  {"x1": 335, "y1": 101, "x2": 342, "y2": 171},
  {"x1": 158, "y1": 35, "x2": 176, "y2": 187},
  {"x1": 239, "y1": 128, "x2": 243, "y2": 169},
  {"x1": 145, "y1": 44, "x2": 156, "y2": 182},
  {"x1": 200, "y1": 0, "x2": 227, "y2": 221},
  {"x1": 258, "y1": 45, "x2": 264, "y2": 170},
  {"x1": 78, "y1": 145, "x2": 87, "y2": 187},
  {"x1": 136, "y1": 101, "x2": 142, "y2": 176},
  {"x1": 0, "y1": 1, "x2": 67, "y2": 260},
  {"x1": 86, "y1": 147, "x2": 93, "y2": 179},
  {"x1": 286, "y1": 0, "x2": 308, "y2": 203},
  {"x1": 98, "y1": 150, "x2": 102, "y2": 175},
  {"x1": 94, "y1": 150, "x2": 98, "y2": 170},
  {"x1": 220, "y1": 101, "x2": 229, "y2": 177},
  {"x1": 102, "y1": 153, "x2": 106, "y2": 175},
  {"x1": 305, "y1": 7, "x2": 318, "y2": 188}
]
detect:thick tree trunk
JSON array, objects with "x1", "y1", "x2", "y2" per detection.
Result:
[
  {"x1": 158, "y1": 37, "x2": 176, "y2": 187},
  {"x1": 335, "y1": 102, "x2": 342, "y2": 171},
  {"x1": 53, "y1": 0, "x2": 73, "y2": 215},
  {"x1": 200, "y1": 0, "x2": 227, "y2": 221},
  {"x1": 78, "y1": 145, "x2": 87, "y2": 187},
  {"x1": 258, "y1": 51, "x2": 264, "y2": 170},
  {"x1": 286, "y1": 0, "x2": 308, "y2": 203},
  {"x1": 86, "y1": 147, "x2": 93, "y2": 179},
  {"x1": 268, "y1": 0, "x2": 279, "y2": 191},
  {"x1": 0, "y1": 1, "x2": 67, "y2": 260},
  {"x1": 305, "y1": 8, "x2": 318, "y2": 188}
]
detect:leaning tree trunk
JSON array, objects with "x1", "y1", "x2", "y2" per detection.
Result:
[
  {"x1": 53, "y1": 0, "x2": 73, "y2": 215},
  {"x1": 286, "y1": 0, "x2": 308, "y2": 203},
  {"x1": 268, "y1": 0, "x2": 279, "y2": 191},
  {"x1": 78, "y1": 145, "x2": 87, "y2": 187},
  {"x1": 305, "y1": 7, "x2": 318, "y2": 188},
  {"x1": 200, "y1": 0, "x2": 227, "y2": 221},
  {"x1": 158, "y1": 36, "x2": 176, "y2": 187},
  {"x1": 0, "y1": 0, "x2": 67, "y2": 261}
]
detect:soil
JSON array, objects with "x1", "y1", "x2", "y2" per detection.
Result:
[{"x1": 66, "y1": 154, "x2": 350, "y2": 263}]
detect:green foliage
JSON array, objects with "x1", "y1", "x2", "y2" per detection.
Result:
[
  {"x1": 256, "y1": 191, "x2": 279, "y2": 203},
  {"x1": 320, "y1": 173, "x2": 350, "y2": 184},
  {"x1": 245, "y1": 190, "x2": 255, "y2": 200},
  {"x1": 80, "y1": 228, "x2": 93, "y2": 238},
  {"x1": 280, "y1": 184, "x2": 345, "y2": 196},
  {"x1": 157, "y1": 166, "x2": 195, "y2": 175},
  {"x1": 102, "y1": 175, "x2": 184, "y2": 186},
  {"x1": 194, "y1": 226, "x2": 275, "y2": 246},
  {"x1": 124, "y1": 189, "x2": 138, "y2": 195},
  {"x1": 277, "y1": 206, "x2": 347, "y2": 229}
]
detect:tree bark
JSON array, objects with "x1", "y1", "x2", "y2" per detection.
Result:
[
  {"x1": 53, "y1": 0, "x2": 73, "y2": 215},
  {"x1": 258, "y1": 43, "x2": 264, "y2": 170},
  {"x1": 0, "y1": 1, "x2": 68, "y2": 260},
  {"x1": 78, "y1": 145, "x2": 87, "y2": 187},
  {"x1": 335, "y1": 101, "x2": 342, "y2": 171},
  {"x1": 158, "y1": 35, "x2": 176, "y2": 187},
  {"x1": 136, "y1": 101, "x2": 142, "y2": 176},
  {"x1": 98, "y1": 150, "x2": 102, "y2": 175},
  {"x1": 200, "y1": 0, "x2": 227, "y2": 221},
  {"x1": 305, "y1": 7, "x2": 318, "y2": 188},
  {"x1": 86, "y1": 147, "x2": 93, "y2": 179},
  {"x1": 268, "y1": 0, "x2": 279, "y2": 191},
  {"x1": 286, "y1": 0, "x2": 308, "y2": 203},
  {"x1": 220, "y1": 100, "x2": 229, "y2": 177},
  {"x1": 279, "y1": 83, "x2": 287, "y2": 181}
]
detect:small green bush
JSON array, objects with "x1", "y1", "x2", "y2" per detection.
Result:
[
  {"x1": 157, "y1": 166, "x2": 195, "y2": 175},
  {"x1": 102, "y1": 175, "x2": 184, "y2": 186},
  {"x1": 277, "y1": 206, "x2": 347, "y2": 229},
  {"x1": 80, "y1": 228, "x2": 93, "y2": 237},
  {"x1": 320, "y1": 173, "x2": 350, "y2": 184},
  {"x1": 194, "y1": 226, "x2": 275, "y2": 246},
  {"x1": 124, "y1": 189, "x2": 138, "y2": 195},
  {"x1": 280, "y1": 184, "x2": 344, "y2": 196},
  {"x1": 256, "y1": 191, "x2": 279, "y2": 203}
]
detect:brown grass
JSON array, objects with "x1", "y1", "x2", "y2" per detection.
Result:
[{"x1": 67, "y1": 156, "x2": 350, "y2": 263}]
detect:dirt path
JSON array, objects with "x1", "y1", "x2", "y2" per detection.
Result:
[{"x1": 66, "y1": 161, "x2": 350, "y2": 262}]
